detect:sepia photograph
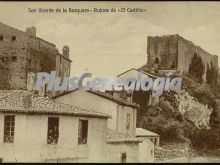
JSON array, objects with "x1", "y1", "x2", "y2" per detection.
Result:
[{"x1": 0, "y1": 1, "x2": 219, "y2": 163}]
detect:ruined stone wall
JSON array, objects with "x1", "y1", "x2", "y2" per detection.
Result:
[
  {"x1": 177, "y1": 36, "x2": 218, "y2": 81},
  {"x1": 0, "y1": 22, "x2": 28, "y2": 89},
  {"x1": 54, "y1": 54, "x2": 71, "y2": 96},
  {"x1": 147, "y1": 34, "x2": 218, "y2": 82},
  {"x1": 27, "y1": 36, "x2": 57, "y2": 74},
  {"x1": 218, "y1": 68, "x2": 220, "y2": 85},
  {"x1": 0, "y1": 22, "x2": 57, "y2": 90},
  {"x1": 27, "y1": 37, "x2": 57, "y2": 97},
  {"x1": 56, "y1": 54, "x2": 71, "y2": 78},
  {"x1": 147, "y1": 35, "x2": 178, "y2": 70}
]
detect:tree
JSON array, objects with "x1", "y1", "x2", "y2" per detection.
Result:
[
  {"x1": 188, "y1": 53, "x2": 205, "y2": 83},
  {"x1": 206, "y1": 62, "x2": 218, "y2": 86}
]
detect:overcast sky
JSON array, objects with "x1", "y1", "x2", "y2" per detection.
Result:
[{"x1": 0, "y1": 2, "x2": 220, "y2": 77}]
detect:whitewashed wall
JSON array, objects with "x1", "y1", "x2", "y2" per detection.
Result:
[
  {"x1": 0, "y1": 113, "x2": 107, "y2": 162},
  {"x1": 55, "y1": 90, "x2": 137, "y2": 137}
]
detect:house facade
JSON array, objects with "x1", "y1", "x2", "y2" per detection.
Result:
[
  {"x1": 54, "y1": 90, "x2": 156, "y2": 162},
  {"x1": 116, "y1": 68, "x2": 160, "y2": 128},
  {"x1": 117, "y1": 68, "x2": 159, "y2": 107},
  {"x1": 0, "y1": 90, "x2": 109, "y2": 163},
  {"x1": 54, "y1": 90, "x2": 139, "y2": 138}
]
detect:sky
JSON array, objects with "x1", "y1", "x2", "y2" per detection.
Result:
[{"x1": 0, "y1": 1, "x2": 220, "y2": 77}]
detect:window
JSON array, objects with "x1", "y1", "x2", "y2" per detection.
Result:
[
  {"x1": 12, "y1": 56, "x2": 17, "y2": 62},
  {"x1": 11, "y1": 36, "x2": 16, "y2": 41},
  {"x1": 2, "y1": 57, "x2": 7, "y2": 63},
  {"x1": 78, "y1": 120, "x2": 88, "y2": 144},
  {"x1": 147, "y1": 118, "x2": 153, "y2": 123},
  {"x1": 0, "y1": 35, "x2": 3, "y2": 41},
  {"x1": 4, "y1": 115, "x2": 15, "y2": 143},
  {"x1": 47, "y1": 117, "x2": 59, "y2": 144},
  {"x1": 154, "y1": 57, "x2": 159, "y2": 64},
  {"x1": 121, "y1": 153, "x2": 126, "y2": 163},
  {"x1": 126, "y1": 114, "x2": 131, "y2": 130}
]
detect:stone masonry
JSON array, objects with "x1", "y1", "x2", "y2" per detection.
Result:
[
  {"x1": 147, "y1": 34, "x2": 218, "y2": 82},
  {"x1": 0, "y1": 22, "x2": 71, "y2": 95}
]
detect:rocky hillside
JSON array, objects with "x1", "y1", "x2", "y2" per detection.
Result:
[{"x1": 139, "y1": 73, "x2": 220, "y2": 155}]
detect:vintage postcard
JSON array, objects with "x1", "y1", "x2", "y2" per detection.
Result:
[{"x1": 0, "y1": 1, "x2": 219, "y2": 163}]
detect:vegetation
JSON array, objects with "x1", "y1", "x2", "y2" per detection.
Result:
[
  {"x1": 182, "y1": 74, "x2": 216, "y2": 108},
  {"x1": 141, "y1": 72, "x2": 220, "y2": 153},
  {"x1": 206, "y1": 62, "x2": 219, "y2": 87},
  {"x1": 188, "y1": 53, "x2": 205, "y2": 83}
]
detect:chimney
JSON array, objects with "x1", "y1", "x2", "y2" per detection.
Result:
[
  {"x1": 25, "y1": 26, "x2": 36, "y2": 37},
  {"x1": 62, "y1": 45, "x2": 69, "y2": 58},
  {"x1": 21, "y1": 94, "x2": 32, "y2": 109}
]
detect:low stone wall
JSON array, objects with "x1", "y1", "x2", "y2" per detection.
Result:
[{"x1": 155, "y1": 143, "x2": 194, "y2": 161}]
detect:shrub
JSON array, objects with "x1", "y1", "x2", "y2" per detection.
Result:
[{"x1": 188, "y1": 53, "x2": 205, "y2": 83}]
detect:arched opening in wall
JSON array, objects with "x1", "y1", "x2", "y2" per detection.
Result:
[{"x1": 154, "y1": 57, "x2": 159, "y2": 64}]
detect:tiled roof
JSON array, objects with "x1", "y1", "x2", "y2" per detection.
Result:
[
  {"x1": 88, "y1": 90, "x2": 140, "y2": 108},
  {"x1": 118, "y1": 68, "x2": 157, "y2": 78},
  {"x1": 106, "y1": 128, "x2": 141, "y2": 143},
  {"x1": 0, "y1": 21, "x2": 56, "y2": 47},
  {"x1": 136, "y1": 128, "x2": 159, "y2": 137},
  {"x1": 0, "y1": 90, "x2": 110, "y2": 118}
]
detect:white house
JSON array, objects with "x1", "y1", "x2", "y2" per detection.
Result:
[
  {"x1": 136, "y1": 128, "x2": 160, "y2": 163},
  {"x1": 54, "y1": 89, "x2": 156, "y2": 162},
  {"x1": 117, "y1": 68, "x2": 159, "y2": 106},
  {"x1": 0, "y1": 90, "x2": 110, "y2": 163},
  {"x1": 136, "y1": 128, "x2": 160, "y2": 146},
  {"x1": 54, "y1": 90, "x2": 139, "y2": 138}
]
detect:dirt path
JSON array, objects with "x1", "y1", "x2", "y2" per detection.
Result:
[{"x1": 157, "y1": 156, "x2": 220, "y2": 163}]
